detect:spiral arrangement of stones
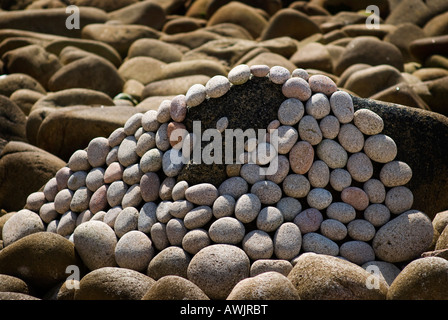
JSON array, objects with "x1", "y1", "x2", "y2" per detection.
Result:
[{"x1": 12, "y1": 64, "x2": 417, "y2": 274}]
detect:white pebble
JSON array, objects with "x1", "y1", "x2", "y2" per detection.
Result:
[
  {"x1": 269, "y1": 66, "x2": 290, "y2": 84},
  {"x1": 228, "y1": 64, "x2": 251, "y2": 85},
  {"x1": 206, "y1": 75, "x2": 231, "y2": 98},
  {"x1": 186, "y1": 83, "x2": 206, "y2": 107}
]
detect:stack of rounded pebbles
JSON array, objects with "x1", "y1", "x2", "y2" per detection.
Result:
[{"x1": 6, "y1": 64, "x2": 431, "y2": 296}]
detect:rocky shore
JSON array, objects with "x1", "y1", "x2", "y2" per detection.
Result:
[{"x1": 0, "y1": 0, "x2": 448, "y2": 301}]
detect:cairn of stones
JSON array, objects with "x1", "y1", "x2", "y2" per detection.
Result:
[{"x1": 5, "y1": 64, "x2": 432, "y2": 294}]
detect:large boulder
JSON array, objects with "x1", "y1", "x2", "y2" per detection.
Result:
[
  {"x1": 0, "y1": 232, "x2": 82, "y2": 294},
  {"x1": 0, "y1": 141, "x2": 65, "y2": 211}
]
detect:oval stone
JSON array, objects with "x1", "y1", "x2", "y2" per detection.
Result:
[
  {"x1": 289, "y1": 141, "x2": 314, "y2": 174},
  {"x1": 373, "y1": 210, "x2": 434, "y2": 263},
  {"x1": 185, "y1": 183, "x2": 219, "y2": 206}
]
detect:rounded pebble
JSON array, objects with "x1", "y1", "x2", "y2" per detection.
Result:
[
  {"x1": 218, "y1": 177, "x2": 249, "y2": 199},
  {"x1": 363, "y1": 179, "x2": 386, "y2": 204},
  {"x1": 182, "y1": 229, "x2": 211, "y2": 255},
  {"x1": 186, "y1": 83, "x2": 206, "y2": 107},
  {"x1": 234, "y1": 193, "x2": 261, "y2": 223},
  {"x1": 85, "y1": 168, "x2": 105, "y2": 192},
  {"x1": 138, "y1": 202, "x2": 157, "y2": 233},
  {"x1": 25, "y1": 191, "x2": 46, "y2": 212},
  {"x1": 305, "y1": 93, "x2": 330, "y2": 119},
  {"x1": 293, "y1": 208, "x2": 323, "y2": 233},
  {"x1": 385, "y1": 186, "x2": 414, "y2": 214},
  {"x1": 168, "y1": 200, "x2": 194, "y2": 222},
  {"x1": 156, "y1": 100, "x2": 172, "y2": 124},
  {"x1": 118, "y1": 136, "x2": 138, "y2": 167},
  {"x1": 39, "y1": 202, "x2": 58, "y2": 223},
  {"x1": 250, "y1": 64, "x2": 270, "y2": 77},
  {"x1": 282, "y1": 174, "x2": 310, "y2": 198},
  {"x1": 246, "y1": 159, "x2": 269, "y2": 180},
  {"x1": 353, "y1": 109, "x2": 384, "y2": 135},
  {"x1": 282, "y1": 77, "x2": 312, "y2": 101},
  {"x1": 142, "y1": 110, "x2": 160, "y2": 132},
  {"x1": 228, "y1": 64, "x2": 251, "y2": 85},
  {"x1": 251, "y1": 180, "x2": 282, "y2": 205},
  {"x1": 209, "y1": 217, "x2": 245, "y2": 244},
  {"x1": 123, "y1": 113, "x2": 142, "y2": 136},
  {"x1": 73, "y1": 220, "x2": 117, "y2": 270},
  {"x1": 216, "y1": 116, "x2": 229, "y2": 132},
  {"x1": 106, "y1": 181, "x2": 128, "y2": 207},
  {"x1": 155, "y1": 123, "x2": 170, "y2": 151},
  {"x1": 108, "y1": 127, "x2": 127, "y2": 147},
  {"x1": 104, "y1": 162, "x2": 124, "y2": 183},
  {"x1": 329, "y1": 168, "x2": 352, "y2": 191},
  {"x1": 67, "y1": 170, "x2": 87, "y2": 191},
  {"x1": 206, "y1": 75, "x2": 231, "y2": 98},
  {"x1": 338, "y1": 123, "x2": 364, "y2": 153},
  {"x1": 183, "y1": 205, "x2": 213, "y2": 229},
  {"x1": 269, "y1": 66, "x2": 290, "y2": 84},
  {"x1": 166, "y1": 218, "x2": 187, "y2": 246},
  {"x1": 341, "y1": 187, "x2": 369, "y2": 211},
  {"x1": 121, "y1": 184, "x2": 142, "y2": 208},
  {"x1": 308, "y1": 74, "x2": 338, "y2": 95},
  {"x1": 162, "y1": 149, "x2": 184, "y2": 177},
  {"x1": 140, "y1": 172, "x2": 160, "y2": 202},
  {"x1": 289, "y1": 140, "x2": 314, "y2": 174},
  {"x1": 379, "y1": 161, "x2": 413, "y2": 187},
  {"x1": 307, "y1": 188, "x2": 333, "y2": 210},
  {"x1": 140, "y1": 148, "x2": 163, "y2": 173},
  {"x1": 87, "y1": 137, "x2": 110, "y2": 168},
  {"x1": 150, "y1": 222, "x2": 169, "y2": 251},
  {"x1": 159, "y1": 177, "x2": 176, "y2": 201},
  {"x1": 276, "y1": 125, "x2": 298, "y2": 154},
  {"x1": 185, "y1": 183, "x2": 219, "y2": 206},
  {"x1": 329, "y1": 90, "x2": 354, "y2": 123},
  {"x1": 276, "y1": 197, "x2": 302, "y2": 221},
  {"x1": 115, "y1": 230, "x2": 154, "y2": 272},
  {"x1": 308, "y1": 160, "x2": 330, "y2": 188},
  {"x1": 364, "y1": 134, "x2": 397, "y2": 163},
  {"x1": 170, "y1": 95, "x2": 187, "y2": 122},
  {"x1": 326, "y1": 202, "x2": 356, "y2": 223},
  {"x1": 54, "y1": 188, "x2": 74, "y2": 214},
  {"x1": 70, "y1": 187, "x2": 91, "y2": 212},
  {"x1": 292, "y1": 68, "x2": 309, "y2": 80},
  {"x1": 302, "y1": 232, "x2": 339, "y2": 256},
  {"x1": 373, "y1": 210, "x2": 434, "y2": 263},
  {"x1": 2, "y1": 209, "x2": 45, "y2": 246},
  {"x1": 320, "y1": 219, "x2": 347, "y2": 241},
  {"x1": 68, "y1": 150, "x2": 91, "y2": 172},
  {"x1": 242, "y1": 230, "x2": 274, "y2": 260},
  {"x1": 187, "y1": 244, "x2": 250, "y2": 300},
  {"x1": 277, "y1": 98, "x2": 305, "y2": 126},
  {"x1": 347, "y1": 152, "x2": 373, "y2": 183},
  {"x1": 340, "y1": 241, "x2": 375, "y2": 265},
  {"x1": 347, "y1": 220, "x2": 376, "y2": 241},
  {"x1": 114, "y1": 206, "x2": 138, "y2": 238},
  {"x1": 316, "y1": 139, "x2": 347, "y2": 169},
  {"x1": 171, "y1": 181, "x2": 189, "y2": 201},
  {"x1": 122, "y1": 164, "x2": 143, "y2": 186},
  {"x1": 298, "y1": 115, "x2": 322, "y2": 145},
  {"x1": 363, "y1": 204, "x2": 391, "y2": 227},
  {"x1": 212, "y1": 194, "x2": 235, "y2": 219},
  {"x1": 257, "y1": 206, "x2": 284, "y2": 232},
  {"x1": 319, "y1": 115, "x2": 340, "y2": 139},
  {"x1": 43, "y1": 177, "x2": 58, "y2": 202},
  {"x1": 167, "y1": 121, "x2": 187, "y2": 149},
  {"x1": 273, "y1": 222, "x2": 302, "y2": 260}
]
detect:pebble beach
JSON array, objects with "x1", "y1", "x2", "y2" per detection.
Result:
[{"x1": 0, "y1": 0, "x2": 448, "y2": 302}]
